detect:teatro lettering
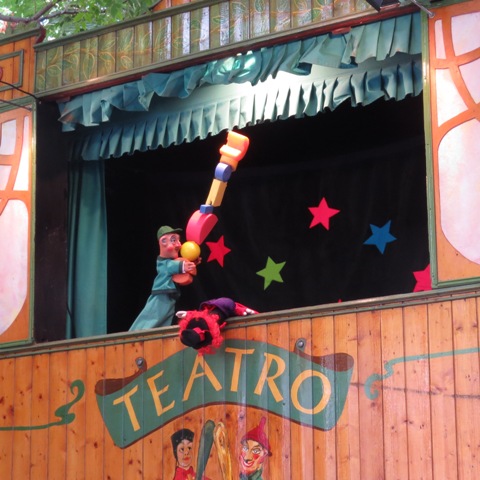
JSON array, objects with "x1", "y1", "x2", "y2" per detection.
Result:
[{"x1": 95, "y1": 340, "x2": 354, "y2": 448}]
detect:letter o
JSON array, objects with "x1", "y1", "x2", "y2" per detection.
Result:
[{"x1": 291, "y1": 369, "x2": 332, "y2": 415}]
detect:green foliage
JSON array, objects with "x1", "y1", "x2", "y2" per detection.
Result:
[{"x1": 0, "y1": 0, "x2": 155, "y2": 39}]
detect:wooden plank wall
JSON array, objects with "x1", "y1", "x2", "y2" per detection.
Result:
[{"x1": 0, "y1": 292, "x2": 479, "y2": 479}]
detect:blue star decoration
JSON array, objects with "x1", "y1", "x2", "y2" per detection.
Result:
[
  {"x1": 364, "y1": 220, "x2": 396, "y2": 254},
  {"x1": 256, "y1": 257, "x2": 286, "y2": 290}
]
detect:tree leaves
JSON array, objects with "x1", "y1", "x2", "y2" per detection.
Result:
[{"x1": 0, "y1": 0, "x2": 154, "y2": 39}]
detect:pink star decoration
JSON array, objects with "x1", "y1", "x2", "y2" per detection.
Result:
[
  {"x1": 413, "y1": 264, "x2": 432, "y2": 292},
  {"x1": 308, "y1": 197, "x2": 340, "y2": 230},
  {"x1": 206, "y1": 235, "x2": 231, "y2": 267}
]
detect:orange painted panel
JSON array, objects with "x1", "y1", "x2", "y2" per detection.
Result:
[
  {"x1": 0, "y1": 107, "x2": 33, "y2": 347},
  {"x1": 427, "y1": 0, "x2": 480, "y2": 284}
]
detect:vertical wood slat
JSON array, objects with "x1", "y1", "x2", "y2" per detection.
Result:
[
  {"x1": 63, "y1": 42, "x2": 81, "y2": 86},
  {"x1": 123, "y1": 342, "x2": 144, "y2": 480},
  {"x1": 292, "y1": 0, "x2": 313, "y2": 29},
  {"x1": 210, "y1": 2, "x2": 230, "y2": 49},
  {"x1": 98, "y1": 32, "x2": 117, "y2": 77},
  {"x1": 0, "y1": 358, "x2": 15, "y2": 479},
  {"x1": 142, "y1": 336, "x2": 164, "y2": 480},
  {"x1": 66, "y1": 348, "x2": 87, "y2": 480},
  {"x1": 47, "y1": 351, "x2": 68, "y2": 480},
  {"x1": 251, "y1": 0, "x2": 270, "y2": 38},
  {"x1": 30, "y1": 354, "x2": 50, "y2": 479},
  {"x1": 134, "y1": 23, "x2": 153, "y2": 68},
  {"x1": 103, "y1": 344, "x2": 125, "y2": 480},
  {"x1": 11, "y1": 355, "x2": 33, "y2": 479},
  {"x1": 116, "y1": 27, "x2": 135, "y2": 72},
  {"x1": 428, "y1": 301, "x2": 457, "y2": 480},
  {"x1": 44, "y1": 46, "x2": 63, "y2": 91},
  {"x1": 452, "y1": 298, "x2": 480, "y2": 480},
  {"x1": 84, "y1": 347, "x2": 106, "y2": 480},
  {"x1": 380, "y1": 307, "x2": 408, "y2": 480},
  {"x1": 312, "y1": 314, "x2": 336, "y2": 479},
  {"x1": 289, "y1": 318, "x2": 315, "y2": 478},
  {"x1": 152, "y1": 17, "x2": 172, "y2": 63},
  {"x1": 269, "y1": 0, "x2": 291, "y2": 33},
  {"x1": 161, "y1": 336, "x2": 181, "y2": 480},
  {"x1": 266, "y1": 320, "x2": 291, "y2": 479},
  {"x1": 357, "y1": 310, "x2": 384, "y2": 479},
  {"x1": 334, "y1": 312, "x2": 360, "y2": 480},
  {"x1": 223, "y1": 321, "x2": 248, "y2": 479},
  {"x1": 230, "y1": 0, "x2": 250, "y2": 44},
  {"x1": 80, "y1": 37, "x2": 99, "y2": 81},
  {"x1": 404, "y1": 304, "x2": 433, "y2": 480}
]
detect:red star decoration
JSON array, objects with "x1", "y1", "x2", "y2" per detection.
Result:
[
  {"x1": 413, "y1": 264, "x2": 432, "y2": 292},
  {"x1": 308, "y1": 197, "x2": 340, "y2": 230},
  {"x1": 206, "y1": 235, "x2": 231, "y2": 267}
]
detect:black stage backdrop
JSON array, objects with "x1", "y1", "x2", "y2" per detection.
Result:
[{"x1": 105, "y1": 95, "x2": 429, "y2": 333}]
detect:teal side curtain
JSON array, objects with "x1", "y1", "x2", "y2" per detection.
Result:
[{"x1": 67, "y1": 160, "x2": 107, "y2": 338}]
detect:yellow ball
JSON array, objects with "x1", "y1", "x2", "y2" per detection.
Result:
[{"x1": 180, "y1": 241, "x2": 201, "y2": 261}]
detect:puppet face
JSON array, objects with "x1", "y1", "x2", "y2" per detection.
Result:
[
  {"x1": 159, "y1": 233, "x2": 181, "y2": 259},
  {"x1": 239, "y1": 439, "x2": 269, "y2": 476},
  {"x1": 176, "y1": 438, "x2": 193, "y2": 468}
]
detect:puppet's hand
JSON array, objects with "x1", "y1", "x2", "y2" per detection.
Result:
[{"x1": 183, "y1": 260, "x2": 197, "y2": 273}]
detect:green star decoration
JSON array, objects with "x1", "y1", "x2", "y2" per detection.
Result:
[{"x1": 256, "y1": 257, "x2": 286, "y2": 290}]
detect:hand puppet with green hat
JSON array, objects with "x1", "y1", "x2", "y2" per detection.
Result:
[{"x1": 129, "y1": 225, "x2": 201, "y2": 331}]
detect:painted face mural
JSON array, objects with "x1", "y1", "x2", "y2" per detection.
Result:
[
  {"x1": 171, "y1": 428, "x2": 196, "y2": 479},
  {"x1": 176, "y1": 438, "x2": 193, "y2": 468},
  {"x1": 238, "y1": 417, "x2": 271, "y2": 478},
  {"x1": 239, "y1": 439, "x2": 269, "y2": 477}
]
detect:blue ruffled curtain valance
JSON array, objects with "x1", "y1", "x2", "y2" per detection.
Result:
[
  {"x1": 72, "y1": 54, "x2": 422, "y2": 160},
  {"x1": 60, "y1": 13, "x2": 422, "y2": 161}
]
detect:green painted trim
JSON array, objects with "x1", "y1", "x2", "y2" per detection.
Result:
[
  {"x1": 0, "y1": 379, "x2": 84, "y2": 431},
  {"x1": 421, "y1": 11, "x2": 438, "y2": 287},
  {"x1": 365, "y1": 346, "x2": 480, "y2": 400},
  {"x1": 29, "y1": 102, "x2": 37, "y2": 345}
]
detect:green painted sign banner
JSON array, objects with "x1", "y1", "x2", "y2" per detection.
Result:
[{"x1": 95, "y1": 340, "x2": 354, "y2": 448}]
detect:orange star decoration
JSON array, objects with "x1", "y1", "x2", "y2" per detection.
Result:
[
  {"x1": 309, "y1": 197, "x2": 340, "y2": 230},
  {"x1": 413, "y1": 264, "x2": 432, "y2": 292},
  {"x1": 206, "y1": 235, "x2": 231, "y2": 267}
]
